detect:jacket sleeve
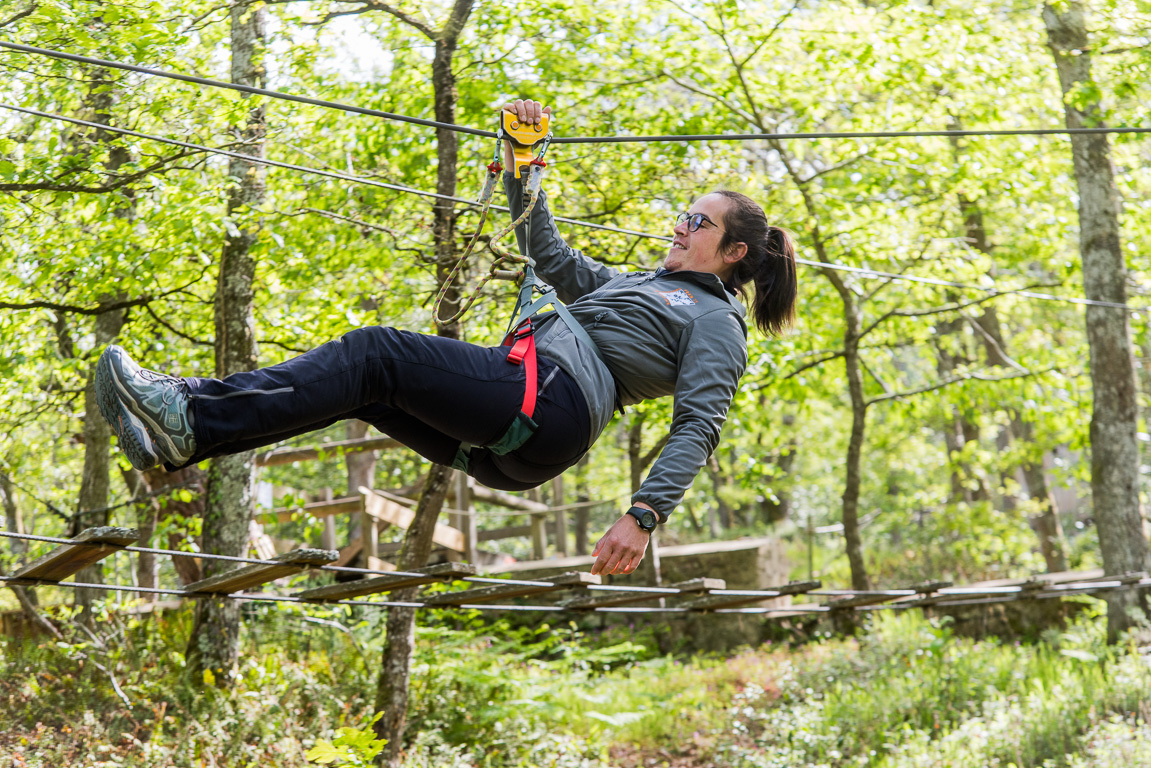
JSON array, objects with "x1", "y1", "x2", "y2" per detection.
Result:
[
  {"x1": 631, "y1": 308, "x2": 748, "y2": 520},
  {"x1": 503, "y1": 172, "x2": 618, "y2": 304}
]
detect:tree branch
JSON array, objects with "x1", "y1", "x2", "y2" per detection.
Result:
[
  {"x1": 959, "y1": 309, "x2": 1028, "y2": 373},
  {"x1": 353, "y1": 0, "x2": 438, "y2": 39},
  {"x1": 145, "y1": 304, "x2": 213, "y2": 347},
  {"x1": 0, "y1": 267, "x2": 210, "y2": 316},
  {"x1": 800, "y1": 152, "x2": 871, "y2": 184},
  {"x1": 737, "y1": 0, "x2": 802, "y2": 67},
  {"x1": 259, "y1": 338, "x2": 311, "y2": 355},
  {"x1": 866, "y1": 365, "x2": 1058, "y2": 407},
  {"x1": 639, "y1": 433, "x2": 672, "y2": 470},
  {"x1": 440, "y1": 0, "x2": 474, "y2": 45},
  {"x1": 659, "y1": 69, "x2": 760, "y2": 126},
  {"x1": 781, "y1": 350, "x2": 845, "y2": 381},
  {"x1": 858, "y1": 283, "x2": 1052, "y2": 339},
  {"x1": 859, "y1": 356, "x2": 892, "y2": 395},
  {"x1": 0, "y1": 146, "x2": 205, "y2": 193},
  {"x1": 0, "y1": 3, "x2": 37, "y2": 29}
]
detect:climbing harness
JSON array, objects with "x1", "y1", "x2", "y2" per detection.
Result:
[{"x1": 440, "y1": 111, "x2": 601, "y2": 472}]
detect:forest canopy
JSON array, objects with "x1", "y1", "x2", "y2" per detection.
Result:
[{"x1": 2, "y1": 0, "x2": 1150, "y2": 608}]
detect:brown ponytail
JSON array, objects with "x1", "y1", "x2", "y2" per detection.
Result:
[{"x1": 713, "y1": 190, "x2": 798, "y2": 337}]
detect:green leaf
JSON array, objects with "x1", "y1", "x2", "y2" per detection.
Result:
[{"x1": 304, "y1": 741, "x2": 345, "y2": 765}]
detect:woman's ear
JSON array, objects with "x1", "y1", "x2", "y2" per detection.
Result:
[{"x1": 724, "y1": 242, "x2": 748, "y2": 264}]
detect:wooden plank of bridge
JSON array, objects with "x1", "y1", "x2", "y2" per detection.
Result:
[
  {"x1": 1062, "y1": 570, "x2": 1147, "y2": 585},
  {"x1": 296, "y1": 562, "x2": 477, "y2": 602},
  {"x1": 563, "y1": 577, "x2": 727, "y2": 610},
  {"x1": 360, "y1": 487, "x2": 465, "y2": 553},
  {"x1": 828, "y1": 581, "x2": 950, "y2": 611},
  {"x1": 423, "y1": 571, "x2": 600, "y2": 606},
  {"x1": 829, "y1": 590, "x2": 918, "y2": 610},
  {"x1": 11, "y1": 527, "x2": 138, "y2": 582},
  {"x1": 182, "y1": 549, "x2": 338, "y2": 594},
  {"x1": 682, "y1": 580, "x2": 822, "y2": 612}
]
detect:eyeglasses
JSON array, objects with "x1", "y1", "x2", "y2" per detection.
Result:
[{"x1": 676, "y1": 211, "x2": 723, "y2": 232}]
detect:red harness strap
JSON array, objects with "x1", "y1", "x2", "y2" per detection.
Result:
[{"x1": 504, "y1": 318, "x2": 538, "y2": 418}]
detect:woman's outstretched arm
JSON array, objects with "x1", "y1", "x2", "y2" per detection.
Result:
[{"x1": 501, "y1": 100, "x2": 618, "y2": 303}]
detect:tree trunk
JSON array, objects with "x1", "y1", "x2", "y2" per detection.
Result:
[
  {"x1": 824, "y1": 271, "x2": 872, "y2": 592},
  {"x1": 122, "y1": 469, "x2": 158, "y2": 597},
  {"x1": 551, "y1": 475, "x2": 568, "y2": 556},
  {"x1": 959, "y1": 167, "x2": 1067, "y2": 567},
  {"x1": 72, "y1": 67, "x2": 132, "y2": 621},
  {"x1": 74, "y1": 304, "x2": 126, "y2": 621},
  {"x1": 974, "y1": 301, "x2": 1068, "y2": 571},
  {"x1": 186, "y1": 0, "x2": 266, "y2": 683},
  {"x1": 1019, "y1": 421, "x2": 1068, "y2": 572},
  {"x1": 374, "y1": 466, "x2": 454, "y2": 766},
  {"x1": 706, "y1": 453, "x2": 733, "y2": 529},
  {"x1": 761, "y1": 412, "x2": 795, "y2": 526},
  {"x1": 374, "y1": 4, "x2": 475, "y2": 762},
  {"x1": 627, "y1": 412, "x2": 663, "y2": 586},
  {"x1": 345, "y1": 419, "x2": 377, "y2": 565},
  {"x1": 143, "y1": 465, "x2": 206, "y2": 586},
  {"x1": 2, "y1": 473, "x2": 60, "y2": 636},
  {"x1": 627, "y1": 412, "x2": 647, "y2": 497},
  {"x1": 1045, "y1": 2, "x2": 1150, "y2": 640},
  {"x1": 573, "y1": 454, "x2": 590, "y2": 555},
  {"x1": 933, "y1": 312, "x2": 988, "y2": 504}
]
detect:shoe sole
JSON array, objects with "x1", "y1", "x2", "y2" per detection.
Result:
[
  {"x1": 101, "y1": 346, "x2": 186, "y2": 463},
  {"x1": 95, "y1": 350, "x2": 160, "y2": 471}
]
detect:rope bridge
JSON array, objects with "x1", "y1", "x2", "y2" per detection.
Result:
[{"x1": 3, "y1": 528, "x2": 1147, "y2": 619}]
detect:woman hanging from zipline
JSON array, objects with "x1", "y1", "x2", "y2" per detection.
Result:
[{"x1": 95, "y1": 100, "x2": 798, "y2": 577}]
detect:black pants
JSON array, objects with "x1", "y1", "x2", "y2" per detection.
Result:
[{"x1": 179, "y1": 326, "x2": 591, "y2": 491}]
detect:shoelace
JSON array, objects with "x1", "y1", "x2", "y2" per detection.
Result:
[{"x1": 137, "y1": 369, "x2": 186, "y2": 406}]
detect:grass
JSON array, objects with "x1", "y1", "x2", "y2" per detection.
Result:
[{"x1": 1, "y1": 600, "x2": 1149, "y2": 767}]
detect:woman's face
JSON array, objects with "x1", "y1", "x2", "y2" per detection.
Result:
[{"x1": 664, "y1": 193, "x2": 743, "y2": 277}]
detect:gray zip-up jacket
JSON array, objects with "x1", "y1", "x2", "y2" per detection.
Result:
[{"x1": 506, "y1": 175, "x2": 748, "y2": 520}]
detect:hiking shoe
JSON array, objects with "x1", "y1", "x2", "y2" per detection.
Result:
[
  {"x1": 95, "y1": 352, "x2": 160, "y2": 471},
  {"x1": 95, "y1": 345, "x2": 197, "y2": 467}
]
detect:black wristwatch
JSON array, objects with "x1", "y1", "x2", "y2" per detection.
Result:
[{"x1": 625, "y1": 505, "x2": 659, "y2": 533}]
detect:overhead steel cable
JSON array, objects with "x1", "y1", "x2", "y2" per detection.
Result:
[
  {"x1": 4, "y1": 41, "x2": 1151, "y2": 143},
  {"x1": 0, "y1": 529, "x2": 552, "y2": 587},
  {"x1": 0, "y1": 103, "x2": 657, "y2": 240},
  {"x1": 0, "y1": 103, "x2": 1143, "y2": 314},
  {"x1": 553, "y1": 126, "x2": 1151, "y2": 143},
  {"x1": 0, "y1": 41, "x2": 498, "y2": 139}
]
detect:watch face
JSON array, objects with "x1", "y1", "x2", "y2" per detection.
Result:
[{"x1": 640, "y1": 510, "x2": 657, "y2": 529}]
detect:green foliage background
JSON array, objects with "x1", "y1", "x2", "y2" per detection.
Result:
[{"x1": 2, "y1": 0, "x2": 1151, "y2": 597}]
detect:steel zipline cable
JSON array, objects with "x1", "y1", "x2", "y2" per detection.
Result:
[
  {"x1": 0, "y1": 102, "x2": 1145, "y2": 314},
  {"x1": 0, "y1": 42, "x2": 498, "y2": 139},
  {"x1": 0, "y1": 529, "x2": 551, "y2": 586},
  {"x1": 0, "y1": 103, "x2": 658, "y2": 240},
  {"x1": 4, "y1": 41, "x2": 1151, "y2": 144}
]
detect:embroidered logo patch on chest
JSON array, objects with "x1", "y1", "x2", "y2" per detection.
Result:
[{"x1": 657, "y1": 288, "x2": 698, "y2": 307}]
